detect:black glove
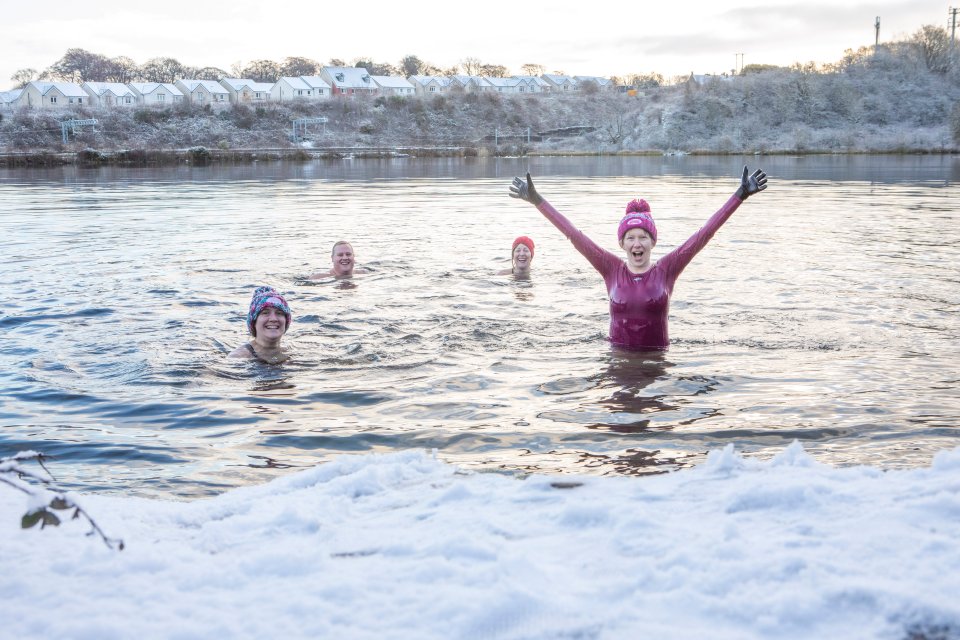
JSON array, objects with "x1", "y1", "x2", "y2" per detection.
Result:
[
  {"x1": 509, "y1": 172, "x2": 543, "y2": 206},
  {"x1": 735, "y1": 165, "x2": 768, "y2": 200}
]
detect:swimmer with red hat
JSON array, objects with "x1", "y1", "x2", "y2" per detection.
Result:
[{"x1": 498, "y1": 236, "x2": 535, "y2": 277}]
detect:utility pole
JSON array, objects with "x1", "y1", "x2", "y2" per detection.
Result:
[
  {"x1": 875, "y1": 16, "x2": 881, "y2": 46},
  {"x1": 950, "y1": 7, "x2": 958, "y2": 44}
]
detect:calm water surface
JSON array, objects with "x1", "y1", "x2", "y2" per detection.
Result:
[{"x1": 2, "y1": 155, "x2": 958, "y2": 498}]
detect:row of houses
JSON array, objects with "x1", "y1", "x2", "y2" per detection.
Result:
[{"x1": 0, "y1": 66, "x2": 613, "y2": 110}]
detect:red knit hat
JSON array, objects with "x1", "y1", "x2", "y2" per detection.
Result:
[{"x1": 512, "y1": 236, "x2": 535, "y2": 257}]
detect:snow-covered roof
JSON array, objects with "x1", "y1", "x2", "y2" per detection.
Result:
[
  {"x1": 370, "y1": 76, "x2": 414, "y2": 90},
  {"x1": 178, "y1": 80, "x2": 229, "y2": 94},
  {"x1": 128, "y1": 83, "x2": 183, "y2": 96},
  {"x1": 323, "y1": 67, "x2": 373, "y2": 89},
  {"x1": 542, "y1": 74, "x2": 576, "y2": 86},
  {"x1": 0, "y1": 88, "x2": 23, "y2": 103},
  {"x1": 484, "y1": 77, "x2": 522, "y2": 89},
  {"x1": 450, "y1": 74, "x2": 486, "y2": 85},
  {"x1": 29, "y1": 81, "x2": 87, "y2": 97},
  {"x1": 408, "y1": 75, "x2": 451, "y2": 87},
  {"x1": 82, "y1": 82, "x2": 136, "y2": 98},
  {"x1": 300, "y1": 76, "x2": 331, "y2": 90},
  {"x1": 279, "y1": 77, "x2": 312, "y2": 91},
  {"x1": 513, "y1": 75, "x2": 550, "y2": 87},
  {"x1": 221, "y1": 78, "x2": 272, "y2": 92},
  {"x1": 574, "y1": 75, "x2": 612, "y2": 87}
]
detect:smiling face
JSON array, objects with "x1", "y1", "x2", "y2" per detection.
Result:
[
  {"x1": 253, "y1": 306, "x2": 287, "y2": 341},
  {"x1": 620, "y1": 228, "x2": 655, "y2": 273},
  {"x1": 330, "y1": 242, "x2": 355, "y2": 277},
  {"x1": 512, "y1": 243, "x2": 533, "y2": 274}
]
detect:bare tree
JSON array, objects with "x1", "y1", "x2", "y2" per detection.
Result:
[
  {"x1": 242, "y1": 59, "x2": 281, "y2": 82},
  {"x1": 46, "y1": 48, "x2": 111, "y2": 82},
  {"x1": 401, "y1": 55, "x2": 428, "y2": 77},
  {"x1": 912, "y1": 25, "x2": 953, "y2": 73},
  {"x1": 105, "y1": 56, "x2": 139, "y2": 83},
  {"x1": 480, "y1": 64, "x2": 510, "y2": 77},
  {"x1": 193, "y1": 66, "x2": 229, "y2": 81},
  {"x1": 628, "y1": 72, "x2": 664, "y2": 88},
  {"x1": 141, "y1": 57, "x2": 187, "y2": 83},
  {"x1": 328, "y1": 58, "x2": 346, "y2": 67},
  {"x1": 365, "y1": 61, "x2": 399, "y2": 76},
  {"x1": 461, "y1": 57, "x2": 482, "y2": 75},
  {"x1": 280, "y1": 56, "x2": 320, "y2": 77},
  {"x1": 10, "y1": 68, "x2": 38, "y2": 88},
  {"x1": 520, "y1": 63, "x2": 544, "y2": 76}
]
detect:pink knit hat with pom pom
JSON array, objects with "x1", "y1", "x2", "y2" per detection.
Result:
[{"x1": 617, "y1": 199, "x2": 657, "y2": 243}]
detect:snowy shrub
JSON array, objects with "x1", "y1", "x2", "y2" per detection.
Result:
[
  {"x1": 188, "y1": 146, "x2": 211, "y2": 165},
  {"x1": 1, "y1": 452, "x2": 123, "y2": 550}
]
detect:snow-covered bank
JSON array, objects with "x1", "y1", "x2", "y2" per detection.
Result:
[{"x1": 3, "y1": 443, "x2": 960, "y2": 639}]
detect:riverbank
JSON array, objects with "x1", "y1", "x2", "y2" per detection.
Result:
[
  {"x1": 2, "y1": 145, "x2": 956, "y2": 169},
  {"x1": 3, "y1": 45, "x2": 959, "y2": 162},
  {"x1": 0, "y1": 146, "x2": 484, "y2": 168}
]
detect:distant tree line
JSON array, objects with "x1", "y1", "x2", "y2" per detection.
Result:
[
  {"x1": 10, "y1": 23, "x2": 960, "y2": 93},
  {"x1": 9, "y1": 50, "x2": 568, "y2": 88}
]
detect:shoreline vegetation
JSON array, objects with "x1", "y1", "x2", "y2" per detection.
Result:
[
  {"x1": 3, "y1": 30, "x2": 960, "y2": 168},
  {"x1": 2, "y1": 145, "x2": 958, "y2": 170}
]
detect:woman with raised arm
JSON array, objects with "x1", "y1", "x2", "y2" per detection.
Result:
[{"x1": 508, "y1": 166, "x2": 767, "y2": 350}]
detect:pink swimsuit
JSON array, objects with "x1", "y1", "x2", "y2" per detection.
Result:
[{"x1": 536, "y1": 194, "x2": 744, "y2": 350}]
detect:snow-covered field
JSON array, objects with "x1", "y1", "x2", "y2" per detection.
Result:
[{"x1": 3, "y1": 443, "x2": 959, "y2": 639}]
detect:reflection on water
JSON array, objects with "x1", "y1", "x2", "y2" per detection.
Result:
[{"x1": 1, "y1": 155, "x2": 959, "y2": 498}]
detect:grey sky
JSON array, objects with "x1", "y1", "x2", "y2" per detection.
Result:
[{"x1": 2, "y1": 0, "x2": 949, "y2": 87}]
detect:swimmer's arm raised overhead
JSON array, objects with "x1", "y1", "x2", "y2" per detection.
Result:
[
  {"x1": 509, "y1": 172, "x2": 544, "y2": 206},
  {"x1": 660, "y1": 165, "x2": 770, "y2": 281},
  {"x1": 509, "y1": 172, "x2": 618, "y2": 274},
  {"x1": 735, "y1": 165, "x2": 768, "y2": 201}
]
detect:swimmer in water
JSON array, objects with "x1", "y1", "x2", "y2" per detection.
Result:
[
  {"x1": 309, "y1": 241, "x2": 369, "y2": 279},
  {"x1": 509, "y1": 166, "x2": 768, "y2": 350},
  {"x1": 497, "y1": 236, "x2": 535, "y2": 277},
  {"x1": 228, "y1": 286, "x2": 292, "y2": 363}
]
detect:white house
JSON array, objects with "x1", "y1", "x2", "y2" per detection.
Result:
[
  {"x1": 220, "y1": 78, "x2": 273, "y2": 103},
  {"x1": 319, "y1": 67, "x2": 375, "y2": 96},
  {"x1": 272, "y1": 77, "x2": 312, "y2": 102},
  {"x1": 483, "y1": 77, "x2": 523, "y2": 94},
  {"x1": 299, "y1": 76, "x2": 332, "y2": 100},
  {"x1": 370, "y1": 76, "x2": 415, "y2": 96},
  {"x1": 512, "y1": 76, "x2": 549, "y2": 93},
  {"x1": 16, "y1": 81, "x2": 88, "y2": 109},
  {"x1": 541, "y1": 74, "x2": 578, "y2": 92},
  {"x1": 81, "y1": 82, "x2": 137, "y2": 108},
  {"x1": 128, "y1": 82, "x2": 184, "y2": 106},
  {"x1": 0, "y1": 88, "x2": 23, "y2": 110},
  {"x1": 407, "y1": 75, "x2": 451, "y2": 97},
  {"x1": 174, "y1": 80, "x2": 229, "y2": 105},
  {"x1": 448, "y1": 75, "x2": 490, "y2": 92},
  {"x1": 573, "y1": 75, "x2": 614, "y2": 91}
]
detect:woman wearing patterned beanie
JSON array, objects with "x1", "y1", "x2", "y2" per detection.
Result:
[
  {"x1": 508, "y1": 166, "x2": 767, "y2": 351},
  {"x1": 498, "y1": 236, "x2": 535, "y2": 277},
  {"x1": 229, "y1": 286, "x2": 293, "y2": 362}
]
